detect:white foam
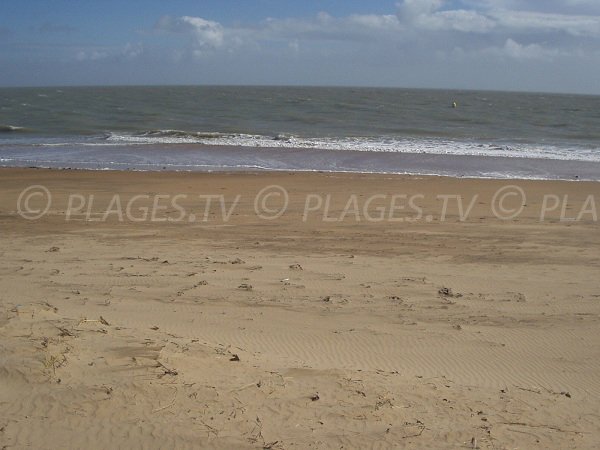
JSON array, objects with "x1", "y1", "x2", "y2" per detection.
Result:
[{"x1": 103, "y1": 132, "x2": 600, "y2": 163}]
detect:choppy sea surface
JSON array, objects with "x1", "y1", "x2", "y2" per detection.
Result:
[{"x1": 1, "y1": 86, "x2": 599, "y2": 180}]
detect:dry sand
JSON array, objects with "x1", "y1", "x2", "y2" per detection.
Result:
[{"x1": 1, "y1": 168, "x2": 599, "y2": 449}]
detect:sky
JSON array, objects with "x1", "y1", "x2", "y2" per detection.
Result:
[{"x1": 1, "y1": 0, "x2": 600, "y2": 94}]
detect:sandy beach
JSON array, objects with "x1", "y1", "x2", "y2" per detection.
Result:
[{"x1": 1, "y1": 167, "x2": 599, "y2": 449}]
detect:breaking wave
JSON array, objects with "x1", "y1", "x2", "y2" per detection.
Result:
[
  {"x1": 0, "y1": 125, "x2": 26, "y2": 132},
  {"x1": 101, "y1": 130, "x2": 600, "y2": 163}
]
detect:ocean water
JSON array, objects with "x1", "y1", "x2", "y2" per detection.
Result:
[{"x1": 1, "y1": 86, "x2": 600, "y2": 180}]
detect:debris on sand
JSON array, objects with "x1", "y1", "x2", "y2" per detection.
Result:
[
  {"x1": 157, "y1": 361, "x2": 178, "y2": 376},
  {"x1": 57, "y1": 327, "x2": 75, "y2": 337},
  {"x1": 438, "y1": 287, "x2": 453, "y2": 297},
  {"x1": 438, "y1": 287, "x2": 462, "y2": 298}
]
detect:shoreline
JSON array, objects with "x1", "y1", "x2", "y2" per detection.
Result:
[
  {"x1": 1, "y1": 163, "x2": 597, "y2": 182},
  {"x1": 2, "y1": 142, "x2": 600, "y2": 181}
]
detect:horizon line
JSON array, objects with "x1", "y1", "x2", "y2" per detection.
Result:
[{"x1": 0, "y1": 82, "x2": 598, "y2": 97}]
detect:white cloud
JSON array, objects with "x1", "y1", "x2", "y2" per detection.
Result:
[
  {"x1": 181, "y1": 16, "x2": 224, "y2": 50},
  {"x1": 346, "y1": 14, "x2": 401, "y2": 31},
  {"x1": 155, "y1": 3, "x2": 600, "y2": 57},
  {"x1": 155, "y1": 11, "x2": 406, "y2": 59},
  {"x1": 156, "y1": 15, "x2": 225, "y2": 53},
  {"x1": 490, "y1": 10, "x2": 600, "y2": 36},
  {"x1": 150, "y1": 4, "x2": 600, "y2": 71},
  {"x1": 259, "y1": 13, "x2": 402, "y2": 43},
  {"x1": 122, "y1": 42, "x2": 143, "y2": 59},
  {"x1": 76, "y1": 49, "x2": 109, "y2": 61},
  {"x1": 395, "y1": 1, "x2": 600, "y2": 36},
  {"x1": 501, "y1": 38, "x2": 561, "y2": 60},
  {"x1": 455, "y1": 38, "x2": 563, "y2": 62},
  {"x1": 415, "y1": 9, "x2": 496, "y2": 33},
  {"x1": 75, "y1": 43, "x2": 143, "y2": 62}
]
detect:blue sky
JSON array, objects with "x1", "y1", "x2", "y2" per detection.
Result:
[{"x1": 1, "y1": 0, "x2": 600, "y2": 93}]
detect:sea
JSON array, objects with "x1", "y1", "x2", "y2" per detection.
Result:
[{"x1": 1, "y1": 85, "x2": 600, "y2": 180}]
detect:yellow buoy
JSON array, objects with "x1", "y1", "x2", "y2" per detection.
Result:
[{"x1": 452, "y1": 101, "x2": 458, "y2": 108}]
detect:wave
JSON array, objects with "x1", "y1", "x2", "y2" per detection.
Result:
[
  {"x1": 112, "y1": 129, "x2": 298, "y2": 143},
  {"x1": 0, "y1": 125, "x2": 26, "y2": 133},
  {"x1": 133, "y1": 130, "x2": 235, "y2": 139},
  {"x1": 101, "y1": 130, "x2": 600, "y2": 163}
]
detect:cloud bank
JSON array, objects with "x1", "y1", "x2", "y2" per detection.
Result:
[
  {"x1": 153, "y1": 0, "x2": 600, "y2": 57},
  {"x1": 2, "y1": 1, "x2": 600, "y2": 93}
]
